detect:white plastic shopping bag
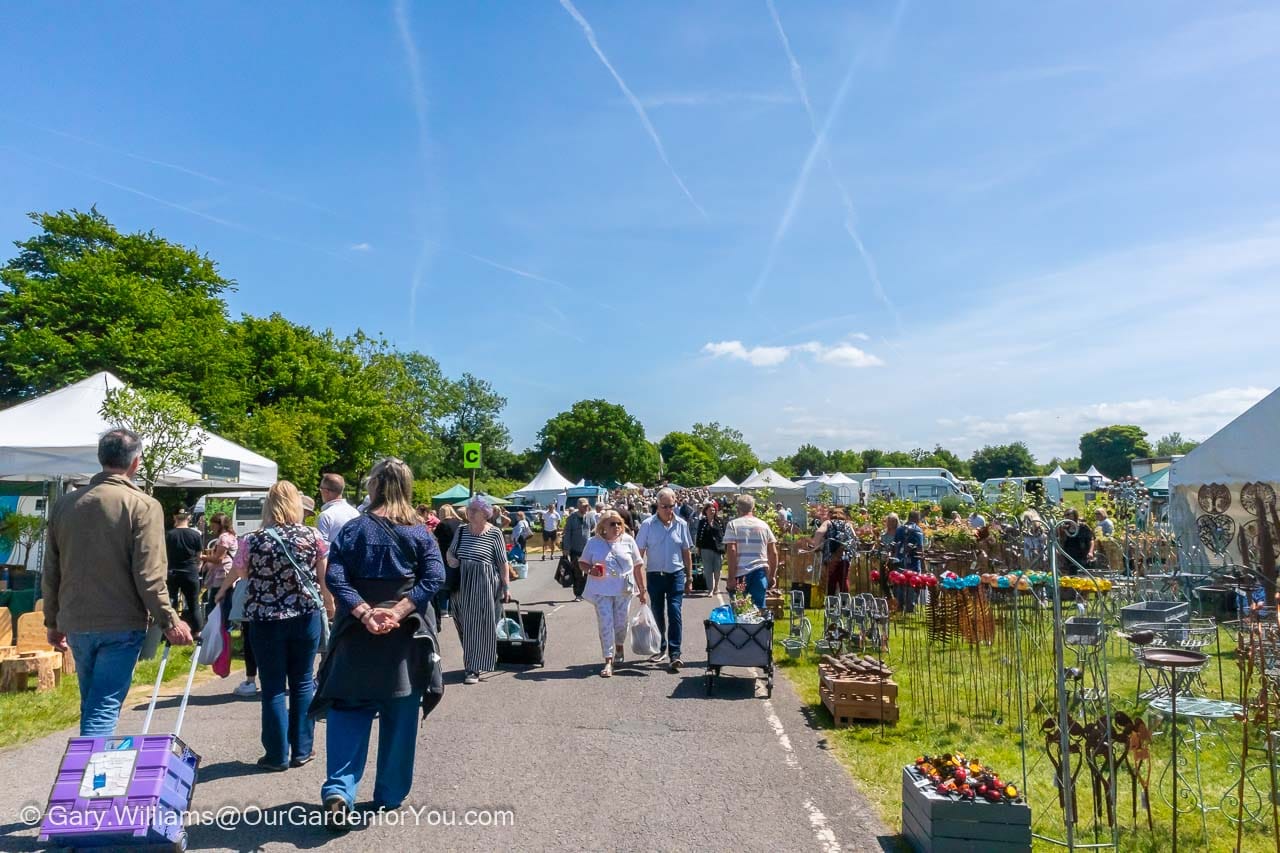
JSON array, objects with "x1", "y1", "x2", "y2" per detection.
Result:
[
  {"x1": 197, "y1": 605, "x2": 225, "y2": 665},
  {"x1": 628, "y1": 598, "x2": 662, "y2": 657}
]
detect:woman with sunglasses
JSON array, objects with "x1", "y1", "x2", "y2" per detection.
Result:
[{"x1": 579, "y1": 510, "x2": 647, "y2": 678}]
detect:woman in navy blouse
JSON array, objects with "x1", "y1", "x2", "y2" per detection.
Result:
[{"x1": 311, "y1": 457, "x2": 444, "y2": 830}]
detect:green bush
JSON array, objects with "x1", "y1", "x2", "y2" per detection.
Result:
[{"x1": 939, "y1": 495, "x2": 969, "y2": 518}]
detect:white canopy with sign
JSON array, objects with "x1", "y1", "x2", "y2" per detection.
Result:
[{"x1": 0, "y1": 371, "x2": 278, "y2": 487}]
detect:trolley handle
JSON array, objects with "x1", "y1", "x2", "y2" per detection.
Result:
[{"x1": 141, "y1": 638, "x2": 202, "y2": 737}]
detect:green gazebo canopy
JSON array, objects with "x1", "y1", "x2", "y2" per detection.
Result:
[
  {"x1": 431, "y1": 484, "x2": 471, "y2": 506},
  {"x1": 452, "y1": 493, "x2": 510, "y2": 507}
]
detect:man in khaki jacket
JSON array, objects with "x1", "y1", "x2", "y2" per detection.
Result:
[{"x1": 44, "y1": 428, "x2": 193, "y2": 736}]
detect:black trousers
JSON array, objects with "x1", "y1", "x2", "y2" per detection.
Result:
[
  {"x1": 569, "y1": 549, "x2": 586, "y2": 597},
  {"x1": 167, "y1": 573, "x2": 204, "y2": 633}
]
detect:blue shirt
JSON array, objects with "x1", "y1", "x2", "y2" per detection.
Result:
[
  {"x1": 326, "y1": 514, "x2": 444, "y2": 615},
  {"x1": 636, "y1": 514, "x2": 693, "y2": 573},
  {"x1": 894, "y1": 523, "x2": 924, "y2": 571}
]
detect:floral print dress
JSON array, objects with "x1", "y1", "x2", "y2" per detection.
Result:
[{"x1": 233, "y1": 523, "x2": 328, "y2": 622}]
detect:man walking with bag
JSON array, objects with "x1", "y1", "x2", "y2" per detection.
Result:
[
  {"x1": 44, "y1": 429, "x2": 193, "y2": 736},
  {"x1": 636, "y1": 488, "x2": 693, "y2": 671},
  {"x1": 563, "y1": 498, "x2": 594, "y2": 601}
]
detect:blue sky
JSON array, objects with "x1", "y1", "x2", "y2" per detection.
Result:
[{"x1": 2, "y1": 1, "x2": 1277, "y2": 463}]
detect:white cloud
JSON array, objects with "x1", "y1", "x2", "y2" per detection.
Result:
[
  {"x1": 349, "y1": 242, "x2": 372, "y2": 252},
  {"x1": 702, "y1": 340, "x2": 884, "y2": 369}
]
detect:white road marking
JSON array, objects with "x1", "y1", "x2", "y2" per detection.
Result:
[
  {"x1": 803, "y1": 799, "x2": 842, "y2": 853},
  {"x1": 763, "y1": 700, "x2": 800, "y2": 769}
]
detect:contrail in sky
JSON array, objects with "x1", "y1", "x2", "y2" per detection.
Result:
[
  {"x1": 0, "y1": 114, "x2": 341, "y2": 217},
  {"x1": 558, "y1": 0, "x2": 707, "y2": 217},
  {"x1": 393, "y1": 0, "x2": 438, "y2": 324},
  {"x1": 754, "y1": 0, "x2": 903, "y2": 324},
  {"x1": 459, "y1": 251, "x2": 572, "y2": 290}
]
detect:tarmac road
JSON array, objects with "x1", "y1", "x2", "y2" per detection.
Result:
[{"x1": 0, "y1": 556, "x2": 895, "y2": 852}]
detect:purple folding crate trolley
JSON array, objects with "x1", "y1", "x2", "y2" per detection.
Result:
[{"x1": 39, "y1": 642, "x2": 202, "y2": 852}]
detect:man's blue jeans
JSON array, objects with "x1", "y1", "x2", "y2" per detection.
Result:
[
  {"x1": 248, "y1": 611, "x2": 322, "y2": 765},
  {"x1": 740, "y1": 568, "x2": 768, "y2": 610},
  {"x1": 646, "y1": 570, "x2": 686, "y2": 660},
  {"x1": 322, "y1": 692, "x2": 421, "y2": 808},
  {"x1": 67, "y1": 630, "x2": 147, "y2": 736}
]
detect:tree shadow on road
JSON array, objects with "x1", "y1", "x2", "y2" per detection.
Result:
[{"x1": 510, "y1": 663, "x2": 647, "y2": 682}]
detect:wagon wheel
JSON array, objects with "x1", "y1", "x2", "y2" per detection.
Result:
[
  {"x1": 705, "y1": 672, "x2": 714, "y2": 695},
  {"x1": 1241, "y1": 482, "x2": 1277, "y2": 515},
  {"x1": 766, "y1": 664, "x2": 774, "y2": 698},
  {"x1": 172, "y1": 831, "x2": 189, "y2": 853}
]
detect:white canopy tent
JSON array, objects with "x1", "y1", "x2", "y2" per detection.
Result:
[
  {"x1": 511, "y1": 458, "x2": 575, "y2": 508},
  {"x1": 707, "y1": 475, "x2": 739, "y2": 494},
  {"x1": 0, "y1": 371, "x2": 278, "y2": 488},
  {"x1": 1084, "y1": 465, "x2": 1111, "y2": 485},
  {"x1": 1169, "y1": 386, "x2": 1280, "y2": 566},
  {"x1": 805, "y1": 472, "x2": 859, "y2": 505},
  {"x1": 738, "y1": 468, "x2": 801, "y2": 491}
]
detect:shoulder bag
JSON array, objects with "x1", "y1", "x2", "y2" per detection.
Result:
[{"x1": 263, "y1": 526, "x2": 330, "y2": 648}]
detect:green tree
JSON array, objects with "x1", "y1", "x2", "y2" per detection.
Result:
[
  {"x1": 969, "y1": 442, "x2": 1038, "y2": 482},
  {"x1": 659, "y1": 432, "x2": 718, "y2": 486},
  {"x1": 690, "y1": 421, "x2": 759, "y2": 481},
  {"x1": 100, "y1": 385, "x2": 208, "y2": 494},
  {"x1": 537, "y1": 400, "x2": 656, "y2": 483},
  {"x1": 0, "y1": 513, "x2": 46, "y2": 570},
  {"x1": 860, "y1": 449, "x2": 886, "y2": 470},
  {"x1": 765, "y1": 456, "x2": 795, "y2": 477},
  {"x1": 439, "y1": 373, "x2": 511, "y2": 461},
  {"x1": 1043, "y1": 456, "x2": 1081, "y2": 475},
  {"x1": 925, "y1": 445, "x2": 970, "y2": 478},
  {"x1": 1154, "y1": 432, "x2": 1199, "y2": 457},
  {"x1": 1079, "y1": 425, "x2": 1152, "y2": 479},
  {"x1": 788, "y1": 443, "x2": 827, "y2": 475},
  {"x1": 0, "y1": 208, "x2": 241, "y2": 422}
]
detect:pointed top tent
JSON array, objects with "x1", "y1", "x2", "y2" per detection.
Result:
[
  {"x1": 739, "y1": 468, "x2": 801, "y2": 491},
  {"x1": 511, "y1": 458, "x2": 575, "y2": 508},
  {"x1": 0, "y1": 371, "x2": 277, "y2": 487},
  {"x1": 452, "y1": 493, "x2": 510, "y2": 508},
  {"x1": 707, "y1": 475, "x2": 739, "y2": 494},
  {"x1": 1170, "y1": 386, "x2": 1280, "y2": 564},
  {"x1": 1084, "y1": 465, "x2": 1110, "y2": 483},
  {"x1": 431, "y1": 483, "x2": 471, "y2": 506},
  {"x1": 805, "y1": 472, "x2": 859, "y2": 504}
]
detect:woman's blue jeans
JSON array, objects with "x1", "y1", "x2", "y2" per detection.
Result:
[
  {"x1": 322, "y1": 692, "x2": 422, "y2": 808},
  {"x1": 248, "y1": 611, "x2": 322, "y2": 764}
]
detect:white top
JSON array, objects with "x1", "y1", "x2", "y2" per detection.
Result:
[
  {"x1": 581, "y1": 534, "x2": 643, "y2": 598},
  {"x1": 968, "y1": 512, "x2": 987, "y2": 529},
  {"x1": 723, "y1": 515, "x2": 776, "y2": 577},
  {"x1": 543, "y1": 509, "x2": 562, "y2": 530},
  {"x1": 316, "y1": 498, "x2": 361, "y2": 543}
]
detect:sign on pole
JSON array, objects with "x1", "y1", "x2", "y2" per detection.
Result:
[
  {"x1": 201, "y1": 456, "x2": 241, "y2": 482},
  {"x1": 463, "y1": 443, "x2": 482, "y2": 469}
]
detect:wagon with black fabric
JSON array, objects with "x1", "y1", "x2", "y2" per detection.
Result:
[{"x1": 704, "y1": 616, "x2": 774, "y2": 697}]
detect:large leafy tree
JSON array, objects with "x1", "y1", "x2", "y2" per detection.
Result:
[
  {"x1": 690, "y1": 421, "x2": 759, "y2": 481},
  {"x1": 537, "y1": 400, "x2": 657, "y2": 483},
  {"x1": 439, "y1": 373, "x2": 510, "y2": 461},
  {"x1": 0, "y1": 208, "x2": 241, "y2": 421},
  {"x1": 1079, "y1": 425, "x2": 1152, "y2": 479},
  {"x1": 788, "y1": 443, "x2": 827, "y2": 475},
  {"x1": 658, "y1": 432, "x2": 718, "y2": 486},
  {"x1": 969, "y1": 442, "x2": 1038, "y2": 481}
]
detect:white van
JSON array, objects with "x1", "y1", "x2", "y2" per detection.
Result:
[
  {"x1": 866, "y1": 476, "x2": 975, "y2": 505},
  {"x1": 192, "y1": 491, "x2": 269, "y2": 538},
  {"x1": 981, "y1": 477, "x2": 1063, "y2": 506},
  {"x1": 868, "y1": 467, "x2": 963, "y2": 488}
]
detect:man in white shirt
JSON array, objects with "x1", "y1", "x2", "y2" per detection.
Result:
[
  {"x1": 724, "y1": 494, "x2": 778, "y2": 610},
  {"x1": 541, "y1": 504, "x2": 562, "y2": 560},
  {"x1": 316, "y1": 473, "x2": 361, "y2": 544}
]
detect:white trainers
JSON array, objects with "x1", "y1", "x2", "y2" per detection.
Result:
[{"x1": 233, "y1": 679, "x2": 258, "y2": 697}]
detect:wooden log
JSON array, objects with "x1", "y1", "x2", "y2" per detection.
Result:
[
  {"x1": 0, "y1": 650, "x2": 61, "y2": 692},
  {"x1": 0, "y1": 609, "x2": 11, "y2": 646},
  {"x1": 0, "y1": 645, "x2": 17, "y2": 662}
]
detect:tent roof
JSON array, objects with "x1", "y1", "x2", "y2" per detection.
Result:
[
  {"x1": 1139, "y1": 468, "x2": 1169, "y2": 494},
  {"x1": 0, "y1": 371, "x2": 277, "y2": 487},
  {"x1": 824, "y1": 472, "x2": 857, "y2": 484},
  {"x1": 1084, "y1": 465, "x2": 1111, "y2": 481},
  {"x1": 514, "y1": 459, "x2": 575, "y2": 494},
  {"x1": 621, "y1": 482, "x2": 643, "y2": 490},
  {"x1": 1170, "y1": 386, "x2": 1280, "y2": 487},
  {"x1": 452, "y1": 493, "x2": 510, "y2": 507},
  {"x1": 739, "y1": 468, "x2": 801, "y2": 490},
  {"x1": 1049, "y1": 465, "x2": 1068, "y2": 477},
  {"x1": 707, "y1": 475, "x2": 738, "y2": 493},
  {"x1": 432, "y1": 484, "x2": 471, "y2": 501}
]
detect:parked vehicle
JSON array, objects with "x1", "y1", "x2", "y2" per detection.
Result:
[
  {"x1": 865, "y1": 476, "x2": 975, "y2": 505},
  {"x1": 981, "y1": 477, "x2": 1063, "y2": 506},
  {"x1": 192, "y1": 491, "x2": 268, "y2": 538},
  {"x1": 867, "y1": 467, "x2": 963, "y2": 488}
]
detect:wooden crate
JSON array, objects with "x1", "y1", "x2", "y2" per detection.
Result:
[
  {"x1": 901, "y1": 767, "x2": 1031, "y2": 853},
  {"x1": 765, "y1": 592, "x2": 785, "y2": 620},
  {"x1": 818, "y1": 663, "x2": 899, "y2": 699},
  {"x1": 821, "y1": 683, "x2": 899, "y2": 724}
]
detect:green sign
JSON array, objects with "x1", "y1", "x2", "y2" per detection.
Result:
[
  {"x1": 463, "y1": 443, "x2": 482, "y2": 469},
  {"x1": 201, "y1": 456, "x2": 241, "y2": 482}
]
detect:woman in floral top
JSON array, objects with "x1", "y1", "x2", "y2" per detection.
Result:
[{"x1": 217, "y1": 480, "x2": 329, "y2": 772}]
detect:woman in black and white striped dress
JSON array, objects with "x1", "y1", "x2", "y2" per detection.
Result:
[{"x1": 444, "y1": 497, "x2": 509, "y2": 684}]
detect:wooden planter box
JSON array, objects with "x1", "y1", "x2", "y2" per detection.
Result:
[
  {"x1": 901, "y1": 767, "x2": 1031, "y2": 853},
  {"x1": 818, "y1": 663, "x2": 899, "y2": 724}
]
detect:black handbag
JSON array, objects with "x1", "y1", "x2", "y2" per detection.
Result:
[{"x1": 554, "y1": 554, "x2": 575, "y2": 588}]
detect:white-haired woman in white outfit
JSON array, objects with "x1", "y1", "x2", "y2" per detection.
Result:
[{"x1": 579, "y1": 509, "x2": 647, "y2": 678}]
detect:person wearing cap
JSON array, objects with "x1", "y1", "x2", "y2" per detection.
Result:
[
  {"x1": 165, "y1": 508, "x2": 205, "y2": 636},
  {"x1": 562, "y1": 498, "x2": 594, "y2": 602},
  {"x1": 443, "y1": 496, "x2": 509, "y2": 684}
]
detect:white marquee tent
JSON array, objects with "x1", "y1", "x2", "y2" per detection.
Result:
[
  {"x1": 707, "y1": 475, "x2": 739, "y2": 494},
  {"x1": 0, "y1": 371, "x2": 278, "y2": 487},
  {"x1": 1169, "y1": 386, "x2": 1280, "y2": 566},
  {"x1": 1084, "y1": 465, "x2": 1111, "y2": 485},
  {"x1": 805, "y1": 472, "x2": 859, "y2": 505},
  {"x1": 511, "y1": 458, "x2": 575, "y2": 507},
  {"x1": 738, "y1": 468, "x2": 801, "y2": 491}
]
